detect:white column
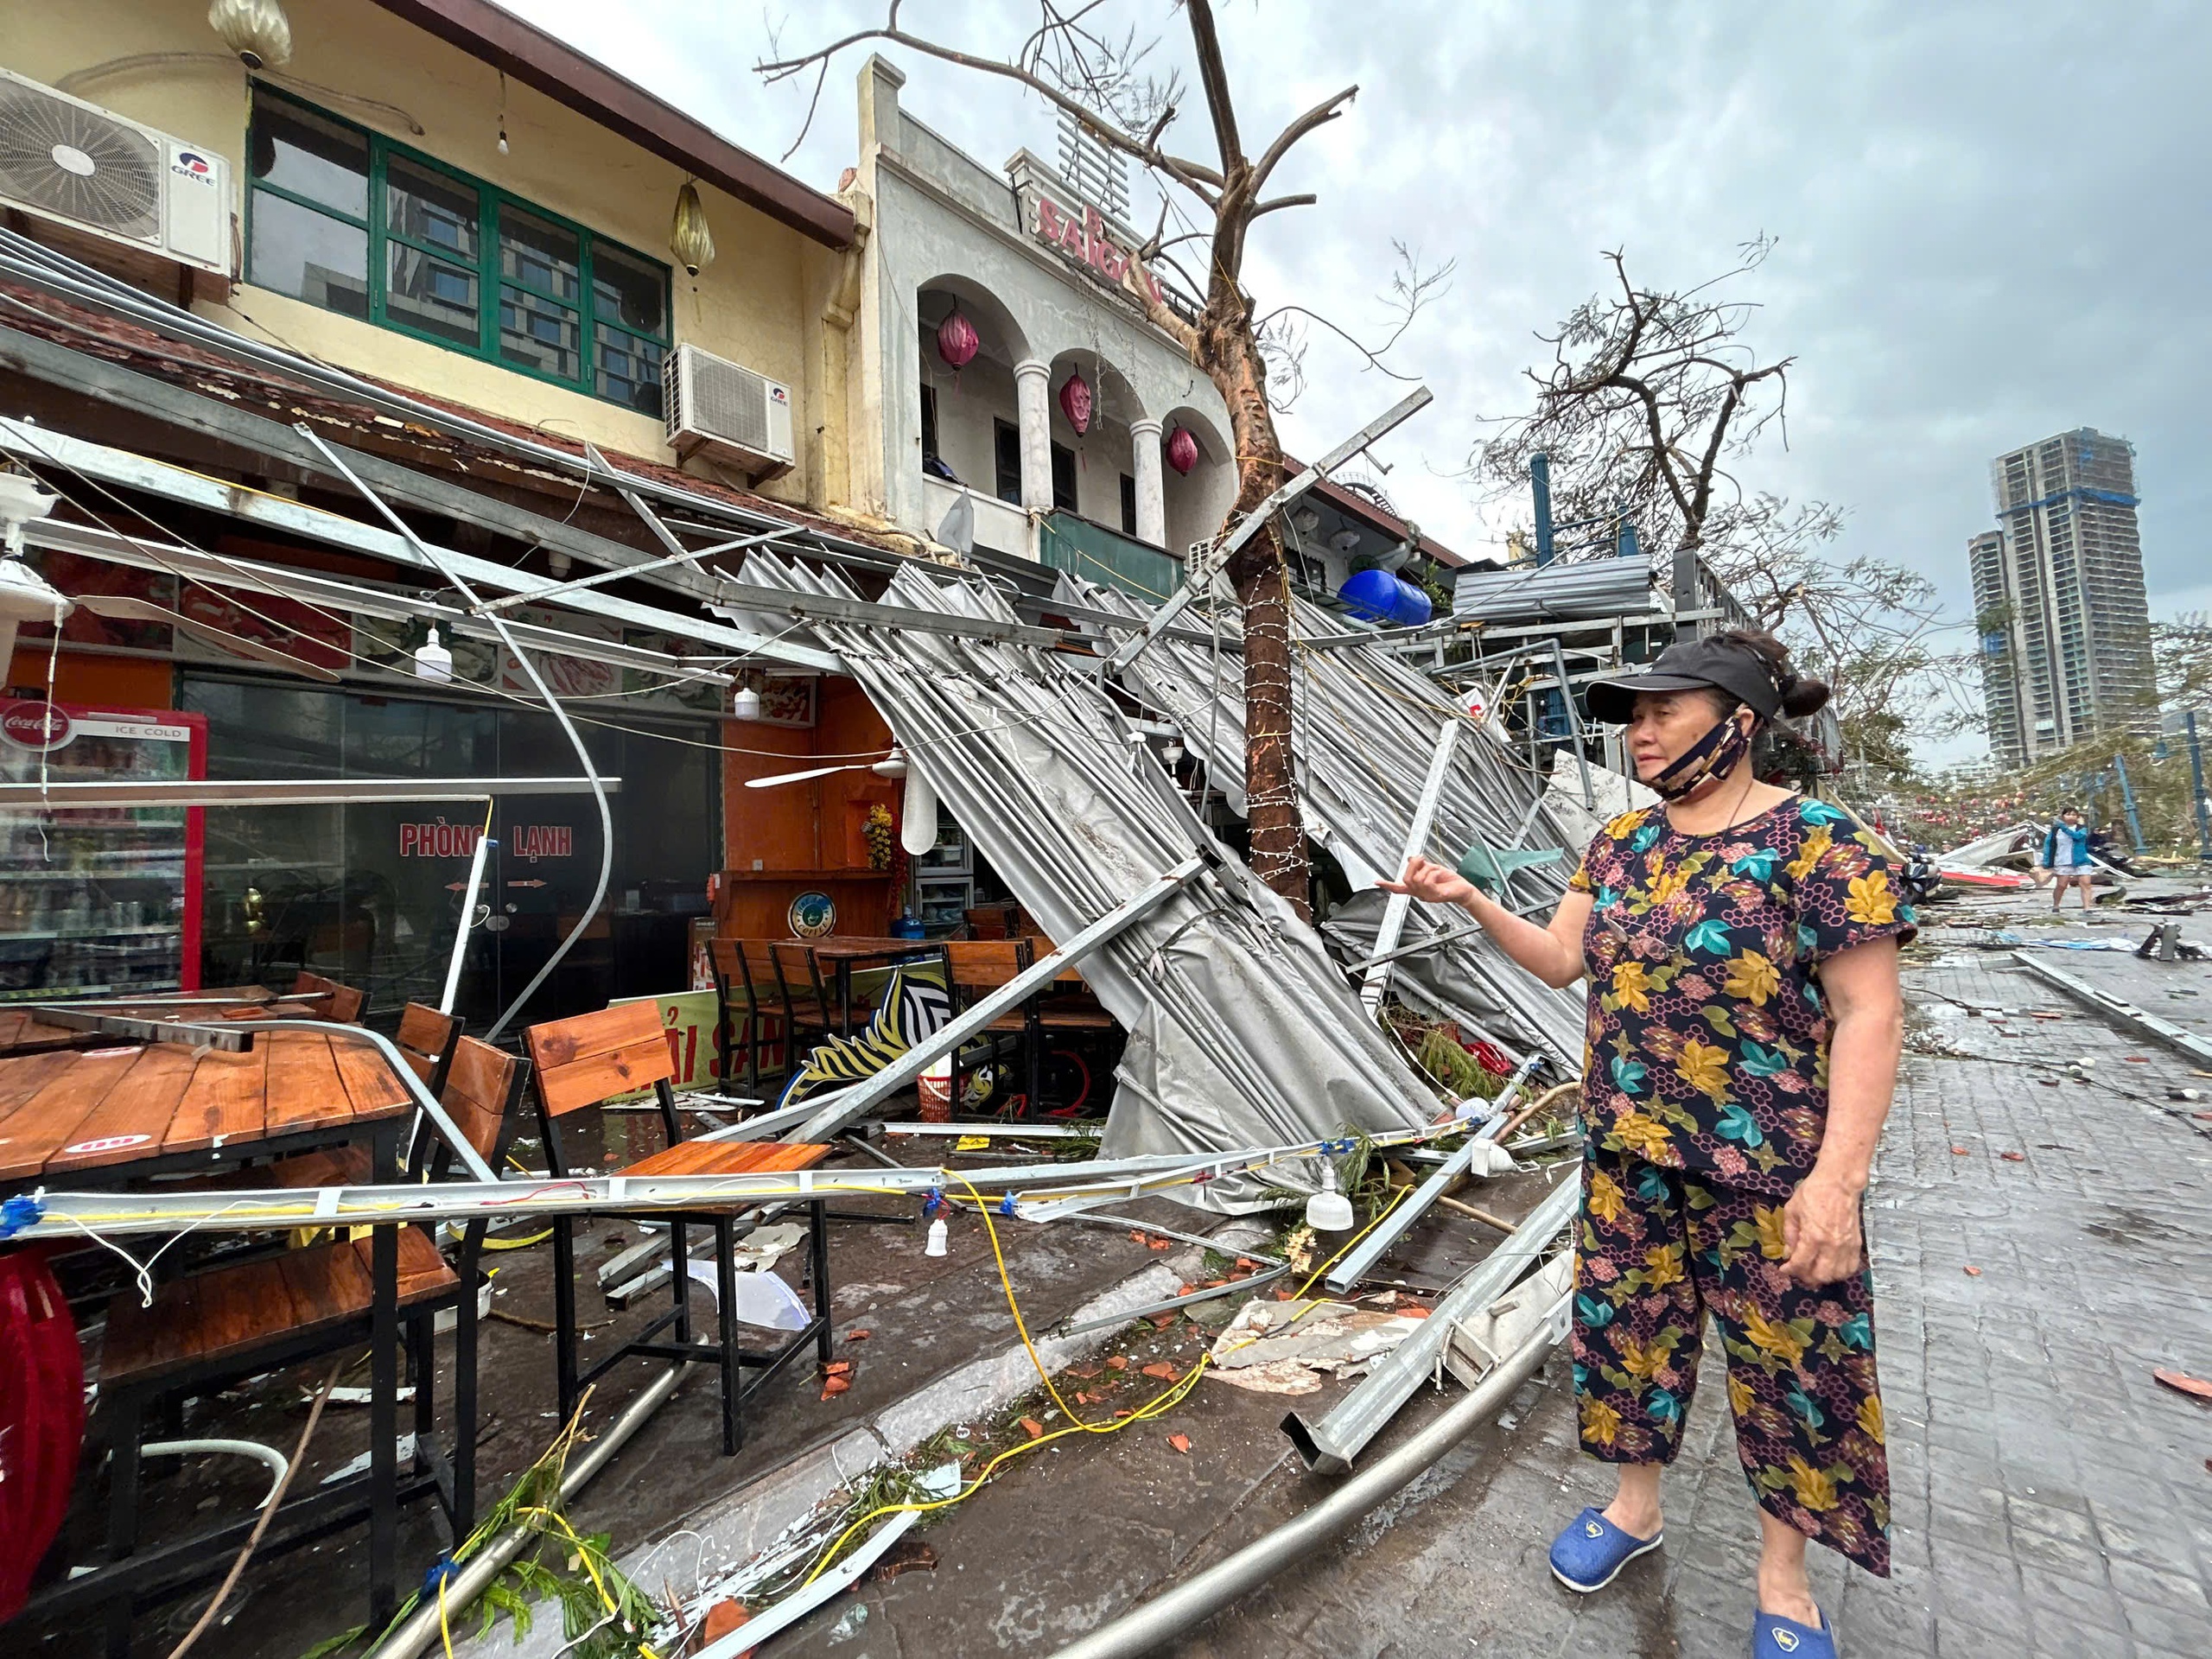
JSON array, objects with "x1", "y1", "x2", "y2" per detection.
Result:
[
  {"x1": 1014, "y1": 359, "x2": 1054, "y2": 515},
  {"x1": 1128, "y1": 416, "x2": 1166, "y2": 547}
]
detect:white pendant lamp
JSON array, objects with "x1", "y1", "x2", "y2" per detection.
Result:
[{"x1": 901, "y1": 760, "x2": 938, "y2": 856}]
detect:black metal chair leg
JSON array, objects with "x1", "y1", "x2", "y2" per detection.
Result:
[
  {"x1": 670, "y1": 1219, "x2": 691, "y2": 1344},
  {"x1": 103, "y1": 1390, "x2": 143, "y2": 1659},
  {"x1": 715, "y1": 1217, "x2": 741, "y2": 1454},
  {"x1": 454, "y1": 1273, "x2": 480, "y2": 1531},
  {"x1": 369, "y1": 1222, "x2": 398, "y2": 1627},
  {"x1": 410, "y1": 1311, "x2": 435, "y2": 1465},
  {"x1": 551, "y1": 1214, "x2": 580, "y2": 1426},
  {"x1": 810, "y1": 1205, "x2": 834, "y2": 1365}
]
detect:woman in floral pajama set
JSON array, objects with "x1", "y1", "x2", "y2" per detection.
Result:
[{"x1": 1384, "y1": 630, "x2": 1912, "y2": 1659}]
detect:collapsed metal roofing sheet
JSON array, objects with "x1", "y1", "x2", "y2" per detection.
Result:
[
  {"x1": 731, "y1": 555, "x2": 1442, "y2": 1206},
  {"x1": 1450, "y1": 557, "x2": 1654, "y2": 623},
  {"x1": 1055, "y1": 575, "x2": 1586, "y2": 1070}
]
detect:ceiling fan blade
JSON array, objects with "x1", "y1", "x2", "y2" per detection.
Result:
[
  {"x1": 901, "y1": 762, "x2": 939, "y2": 855},
  {"x1": 74, "y1": 595, "x2": 342, "y2": 683},
  {"x1": 742, "y1": 761, "x2": 866, "y2": 789}
]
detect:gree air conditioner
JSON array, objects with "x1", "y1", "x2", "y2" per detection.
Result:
[
  {"x1": 0, "y1": 68, "x2": 231, "y2": 279},
  {"x1": 663, "y1": 343, "x2": 796, "y2": 480}
]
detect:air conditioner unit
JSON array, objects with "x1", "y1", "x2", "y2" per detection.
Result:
[
  {"x1": 0, "y1": 68, "x2": 231, "y2": 278},
  {"x1": 664, "y1": 343, "x2": 795, "y2": 480}
]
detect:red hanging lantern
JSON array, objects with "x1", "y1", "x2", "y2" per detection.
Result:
[
  {"x1": 1058, "y1": 369, "x2": 1093, "y2": 435},
  {"x1": 936, "y1": 308, "x2": 979, "y2": 370},
  {"x1": 1165, "y1": 424, "x2": 1199, "y2": 476}
]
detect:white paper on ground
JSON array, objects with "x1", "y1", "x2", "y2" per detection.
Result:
[{"x1": 684, "y1": 1260, "x2": 811, "y2": 1330}]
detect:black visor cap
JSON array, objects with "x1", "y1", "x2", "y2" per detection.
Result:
[{"x1": 1584, "y1": 636, "x2": 1782, "y2": 726}]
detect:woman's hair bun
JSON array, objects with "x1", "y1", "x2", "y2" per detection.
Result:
[
  {"x1": 1777, "y1": 672, "x2": 1830, "y2": 720},
  {"x1": 1714, "y1": 627, "x2": 1831, "y2": 719}
]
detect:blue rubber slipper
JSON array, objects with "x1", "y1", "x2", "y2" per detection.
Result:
[
  {"x1": 1548, "y1": 1506, "x2": 1663, "y2": 1592},
  {"x1": 1751, "y1": 1607, "x2": 1837, "y2": 1657}
]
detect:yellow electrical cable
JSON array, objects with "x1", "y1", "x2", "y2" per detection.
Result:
[
  {"x1": 480, "y1": 1229, "x2": 553, "y2": 1251},
  {"x1": 798, "y1": 1179, "x2": 1416, "y2": 1586}
]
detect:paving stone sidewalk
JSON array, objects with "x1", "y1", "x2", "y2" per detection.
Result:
[{"x1": 1179, "y1": 947, "x2": 2212, "y2": 1658}]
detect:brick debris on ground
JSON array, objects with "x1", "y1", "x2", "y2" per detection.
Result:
[{"x1": 760, "y1": 945, "x2": 2212, "y2": 1658}]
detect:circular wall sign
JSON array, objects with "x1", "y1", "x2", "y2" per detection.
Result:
[
  {"x1": 0, "y1": 700, "x2": 73, "y2": 753},
  {"x1": 787, "y1": 890, "x2": 837, "y2": 940}
]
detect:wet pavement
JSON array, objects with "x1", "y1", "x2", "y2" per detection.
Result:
[{"x1": 752, "y1": 943, "x2": 2212, "y2": 1658}]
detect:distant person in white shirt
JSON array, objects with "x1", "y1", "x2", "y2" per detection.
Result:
[{"x1": 2043, "y1": 807, "x2": 2094, "y2": 912}]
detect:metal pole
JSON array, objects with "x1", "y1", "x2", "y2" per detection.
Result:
[
  {"x1": 1359, "y1": 722, "x2": 1460, "y2": 1014},
  {"x1": 1546, "y1": 635, "x2": 1598, "y2": 810},
  {"x1": 1529, "y1": 453, "x2": 1554, "y2": 566},
  {"x1": 2112, "y1": 753, "x2": 2147, "y2": 855},
  {"x1": 441, "y1": 827, "x2": 493, "y2": 1016},
  {"x1": 364, "y1": 1367, "x2": 686, "y2": 1659},
  {"x1": 189, "y1": 1019, "x2": 499, "y2": 1184},
  {"x1": 791, "y1": 856, "x2": 1208, "y2": 1141},
  {"x1": 1284, "y1": 1173, "x2": 1578, "y2": 1472},
  {"x1": 1321, "y1": 1055, "x2": 1541, "y2": 1295},
  {"x1": 1103, "y1": 389, "x2": 1433, "y2": 677},
  {"x1": 2189, "y1": 711, "x2": 2212, "y2": 861},
  {"x1": 296, "y1": 425, "x2": 614, "y2": 1043},
  {"x1": 1046, "y1": 1306, "x2": 1566, "y2": 1659}
]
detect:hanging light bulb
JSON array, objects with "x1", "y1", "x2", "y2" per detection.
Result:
[
  {"x1": 1305, "y1": 1161, "x2": 1354, "y2": 1232},
  {"x1": 208, "y1": 0, "x2": 294, "y2": 70},
  {"x1": 671, "y1": 181, "x2": 715, "y2": 277},
  {"x1": 731, "y1": 681, "x2": 763, "y2": 721},
  {"x1": 411, "y1": 626, "x2": 453, "y2": 683},
  {"x1": 1161, "y1": 733, "x2": 1185, "y2": 768}
]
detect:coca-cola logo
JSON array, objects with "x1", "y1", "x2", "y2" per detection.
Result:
[{"x1": 0, "y1": 701, "x2": 72, "y2": 752}]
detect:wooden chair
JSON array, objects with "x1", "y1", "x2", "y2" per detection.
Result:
[
  {"x1": 269, "y1": 1002, "x2": 464, "y2": 1192},
  {"x1": 291, "y1": 969, "x2": 367, "y2": 1024},
  {"x1": 709, "y1": 939, "x2": 786, "y2": 1090},
  {"x1": 92, "y1": 1037, "x2": 527, "y2": 1650},
  {"x1": 523, "y1": 1002, "x2": 835, "y2": 1453},
  {"x1": 939, "y1": 939, "x2": 1041, "y2": 1116},
  {"x1": 769, "y1": 940, "x2": 841, "y2": 1044},
  {"x1": 742, "y1": 938, "x2": 827, "y2": 1071}
]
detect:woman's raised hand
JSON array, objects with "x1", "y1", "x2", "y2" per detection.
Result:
[{"x1": 1377, "y1": 855, "x2": 1478, "y2": 910}]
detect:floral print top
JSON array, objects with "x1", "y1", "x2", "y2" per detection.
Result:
[{"x1": 1567, "y1": 797, "x2": 1916, "y2": 1198}]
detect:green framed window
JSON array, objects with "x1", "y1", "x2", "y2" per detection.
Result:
[{"x1": 245, "y1": 86, "x2": 672, "y2": 418}]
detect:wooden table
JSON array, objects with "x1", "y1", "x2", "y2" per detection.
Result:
[
  {"x1": 804, "y1": 936, "x2": 939, "y2": 1034},
  {"x1": 0, "y1": 987, "x2": 320, "y2": 1058},
  {"x1": 0, "y1": 1028, "x2": 416, "y2": 1630}
]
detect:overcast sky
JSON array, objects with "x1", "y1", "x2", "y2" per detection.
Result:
[{"x1": 512, "y1": 1, "x2": 2209, "y2": 759}]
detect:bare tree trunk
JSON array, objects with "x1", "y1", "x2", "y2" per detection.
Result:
[{"x1": 1205, "y1": 293, "x2": 1308, "y2": 916}]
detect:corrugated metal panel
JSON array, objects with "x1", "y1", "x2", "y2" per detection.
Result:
[
  {"x1": 1058, "y1": 575, "x2": 1587, "y2": 1069},
  {"x1": 1451, "y1": 558, "x2": 1653, "y2": 622},
  {"x1": 734, "y1": 554, "x2": 1439, "y2": 1207}
]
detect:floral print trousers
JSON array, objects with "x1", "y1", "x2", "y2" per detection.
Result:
[{"x1": 1572, "y1": 1149, "x2": 1891, "y2": 1576}]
